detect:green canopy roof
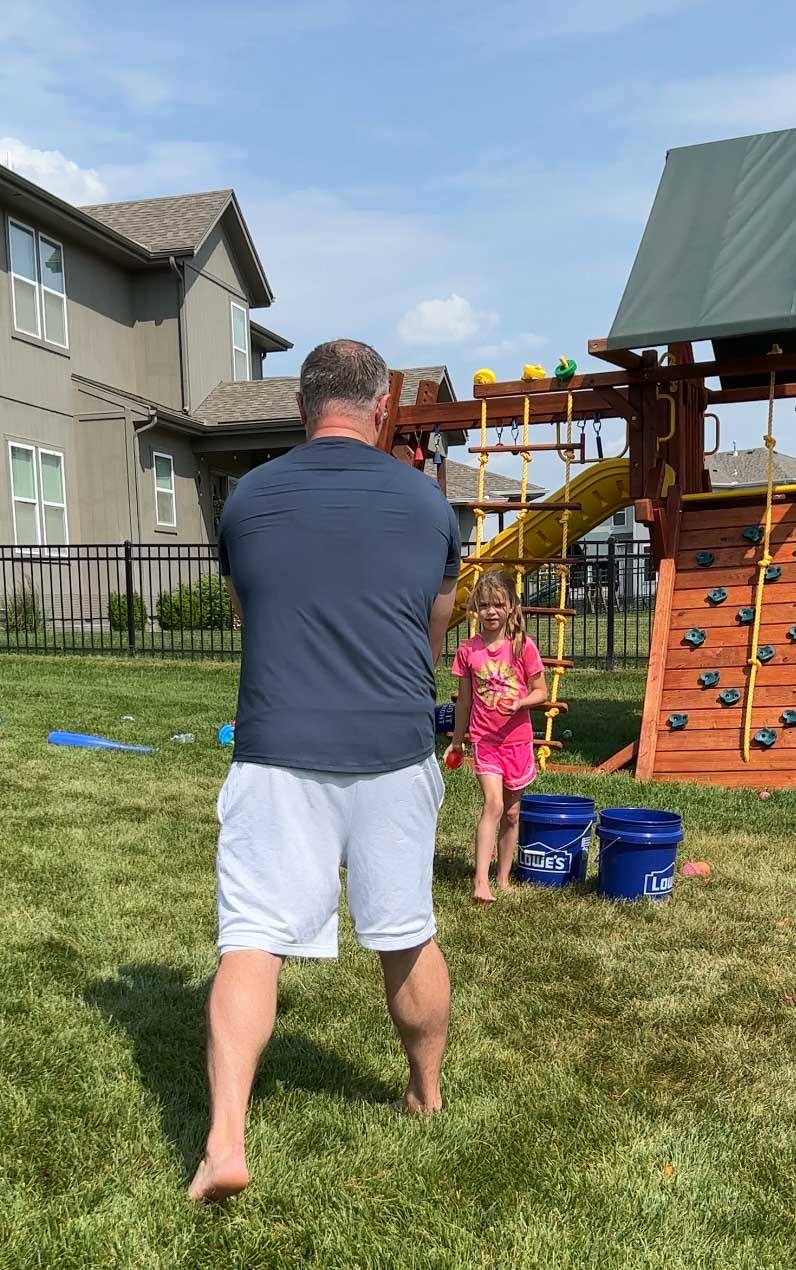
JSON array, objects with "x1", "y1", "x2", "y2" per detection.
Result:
[{"x1": 607, "y1": 129, "x2": 796, "y2": 351}]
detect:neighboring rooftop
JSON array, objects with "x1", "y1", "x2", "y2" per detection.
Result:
[
  {"x1": 81, "y1": 190, "x2": 233, "y2": 254},
  {"x1": 424, "y1": 458, "x2": 545, "y2": 504},
  {"x1": 708, "y1": 446, "x2": 796, "y2": 489}
]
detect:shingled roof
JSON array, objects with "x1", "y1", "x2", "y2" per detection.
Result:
[
  {"x1": 424, "y1": 459, "x2": 545, "y2": 504},
  {"x1": 196, "y1": 367, "x2": 457, "y2": 426},
  {"x1": 708, "y1": 446, "x2": 796, "y2": 488},
  {"x1": 81, "y1": 189, "x2": 233, "y2": 254}
]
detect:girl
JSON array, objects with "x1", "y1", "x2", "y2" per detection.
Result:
[{"x1": 446, "y1": 570, "x2": 547, "y2": 903}]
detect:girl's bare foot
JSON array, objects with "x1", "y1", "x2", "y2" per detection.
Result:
[
  {"x1": 496, "y1": 877, "x2": 514, "y2": 892},
  {"x1": 188, "y1": 1148, "x2": 249, "y2": 1203},
  {"x1": 472, "y1": 882, "x2": 496, "y2": 904}
]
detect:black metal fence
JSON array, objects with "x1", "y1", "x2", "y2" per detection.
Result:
[
  {"x1": 0, "y1": 538, "x2": 655, "y2": 667},
  {"x1": 445, "y1": 539, "x2": 656, "y2": 668}
]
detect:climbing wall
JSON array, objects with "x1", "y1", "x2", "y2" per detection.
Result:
[{"x1": 646, "y1": 492, "x2": 796, "y2": 788}]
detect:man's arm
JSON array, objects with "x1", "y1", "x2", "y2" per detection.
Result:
[
  {"x1": 429, "y1": 577, "x2": 458, "y2": 666},
  {"x1": 224, "y1": 576, "x2": 243, "y2": 624}
]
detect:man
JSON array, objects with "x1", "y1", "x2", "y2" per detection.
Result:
[{"x1": 189, "y1": 339, "x2": 461, "y2": 1202}]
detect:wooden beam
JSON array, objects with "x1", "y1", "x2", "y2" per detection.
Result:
[
  {"x1": 635, "y1": 557, "x2": 676, "y2": 782},
  {"x1": 474, "y1": 369, "x2": 631, "y2": 397},
  {"x1": 598, "y1": 739, "x2": 639, "y2": 774},
  {"x1": 378, "y1": 370, "x2": 404, "y2": 453},
  {"x1": 588, "y1": 339, "x2": 644, "y2": 370},
  {"x1": 396, "y1": 390, "x2": 631, "y2": 433},
  {"x1": 708, "y1": 382, "x2": 796, "y2": 405}
]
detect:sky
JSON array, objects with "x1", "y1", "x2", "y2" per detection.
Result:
[{"x1": 2, "y1": 0, "x2": 796, "y2": 488}]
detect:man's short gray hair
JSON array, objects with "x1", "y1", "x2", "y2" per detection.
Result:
[{"x1": 299, "y1": 339, "x2": 389, "y2": 431}]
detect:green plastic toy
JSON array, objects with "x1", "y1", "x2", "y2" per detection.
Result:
[
  {"x1": 667, "y1": 713, "x2": 688, "y2": 730},
  {"x1": 684, "y1": 628, "x2": 706, "y2": 647},
  {"x1": 737, "y1": 607, "x2": 755, "y2": 625},
  {"x1": 695, "y1": 551, "x2": 715, "y2": 567},
  {"x1": 743, "y1": 526, "x2": 764, "y2": 545},
  {"x1": 554, "y1": 357, "x2": 577, "y2": 381},
  {"x1": 754, "y1": 728, "x2": 777, "y2": 748},
  {"x1": 718, "y1": 688, "x2": 741, "y2": 706},
  {"x1": 698, "y1": 671, "x2": 720, "y2": 688},
  {"x1": 707, "y1": 588, "x2": 727, "y2": 604}
]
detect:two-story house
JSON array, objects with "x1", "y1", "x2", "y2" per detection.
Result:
[{"x1": 0, "y1": 163, "x2": 296, "y2": 550}]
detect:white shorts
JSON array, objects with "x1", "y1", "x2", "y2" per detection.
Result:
[{"x1": 216, "y1": 756, "x2": 445, "y2": 958}]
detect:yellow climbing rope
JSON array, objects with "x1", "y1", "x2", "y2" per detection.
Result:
[
  {"x1": 469, "y1": 396, "x2": 489, "y2": 636},
  {"x1": 537, "y1": 389, "x2": 574, "y2": 771},
  {"x1": 515, "y1": 394, "x2": 531, "y2": 600},
  {"x1": 742, "y1": 348, "x2": 780, "y2": 762}
]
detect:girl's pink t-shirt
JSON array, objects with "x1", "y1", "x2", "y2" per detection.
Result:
[{"x1": 451, "y1": 635, "x2": 544, "y2": 745}]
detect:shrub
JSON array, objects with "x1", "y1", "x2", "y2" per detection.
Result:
[
  {"x1": 156, "y1": 576, "x2": 233, "y2": 631},
  {"x1": 4, "y1": 577, "x2": 43, "y2": 633},
  {"x1": 108, "y1": 591, "x2": 147, "y2": 632}
]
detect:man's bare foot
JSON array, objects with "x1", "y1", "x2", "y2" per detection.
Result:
[
  {"x1": 472, "y1": 882, "x2": 496, "y2": 904},
  {"x1": 187, "y1": 1148, "x2": 249, "y2": 1203}
]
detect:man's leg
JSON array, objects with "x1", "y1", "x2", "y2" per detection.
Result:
[
  {"x1": 188, "y1": 949, "x2": 283, "y2": 1201},
  {"x1": 380, "y1": 939, "x2": 450, "y2": 1113},
  {"x1": 496, "y1": 787, "x2": 523, "y2": 890}
]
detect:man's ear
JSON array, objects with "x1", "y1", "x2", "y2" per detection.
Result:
[
  {"x1": 296, "y1": 391, "x2": 308, "y2": 431},
  {"x1": 374, "y1": 391, "x2": 390, "y2": 434}
]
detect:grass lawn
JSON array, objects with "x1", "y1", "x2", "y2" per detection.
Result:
[{"x1": 3, "y1": 655, "x2": 796, "y2": 1268}]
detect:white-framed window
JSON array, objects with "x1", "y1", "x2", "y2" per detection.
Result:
[
  {"x1": 153, "y1": 451, "x2": 176, "y2": 528},
  {"x1": 8, "y1": 219, "x2": 68, "y2": 348},
  {"x1": 230, "y1": 301, "x2": 250, "y2": 381},
  {"x1": 612, "y1": 509, "x2": 627, "y2": 528},
  {"x1": 9, "y1": 441, "x2": 68, "y2": 547}
]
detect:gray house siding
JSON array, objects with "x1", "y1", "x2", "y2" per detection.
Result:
[
  {"x1": 132, "y1": 272, "x2": 181, "y2": 409},
  {"x1": 184, "y1": 224, "x2": 250, "y2": 410}
]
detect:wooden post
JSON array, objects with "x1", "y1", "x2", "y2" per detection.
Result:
[
  {"x1": 378, "y1": 370, "x2": 404, "y2": 454},
  {"x1": 635, "y1": 557, "x2": 676, "y2": 781}
]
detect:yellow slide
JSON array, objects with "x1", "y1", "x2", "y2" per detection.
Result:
[{"x1": 450, "y1": 458, "x2": 632, "y2": 627}]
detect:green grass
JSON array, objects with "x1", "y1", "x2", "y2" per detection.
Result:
[{"x1": 3, "y1": 655, "x2": 796, "y2": 1268}]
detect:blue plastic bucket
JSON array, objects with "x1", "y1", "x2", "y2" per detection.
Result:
[
  {"x1": 517, "y1": 794, "x2": 595, "y2": 888},
  {"x1": 596, "y1": 807, "x2": 683, "y2": 902}
]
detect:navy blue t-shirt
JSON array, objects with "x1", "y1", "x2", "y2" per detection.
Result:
[{"x1": 218, "y1": 438, "x2": 461, "y2": 774}]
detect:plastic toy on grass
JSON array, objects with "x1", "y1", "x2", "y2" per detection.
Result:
[
  {"x1": 48, "y1": 730, "x2": 155, "y2": 754},
  {"x1": 217, "y1": 723, "x2": 236, "y2": 746},
  {"x1": 757, "y1": 645, "x2": 775, "y2": 663},
  {"x1": 718, "y1": 688, "x2": 741, "y2": 706},
  {"x1": 707, "y1": 588, "x2": 727, "y2": 605},
  {"x1": 754, "y1": 728, "x2": 777, "y2": 748},
  {"x1": 737, "y1": 607, "x2": 755, "y2": 625},
  {"x1": 681, "y1": 861, "x2": 711, "y2": 879},
  {"x1": 695, "y1": 552, "x2": 715, "y2": 567},
  {"x1": 667, "y1": 713, "x2": 688, "y2": 730},
  {"x1": 698, "y1": 671, "x2": 720, "y2": 688},
  {"x1": 743, "y1": 526, "x2": 764, "y2": 545},
  {"x1": 684, "y1": 628, "x2": 706, "y2": 647}
]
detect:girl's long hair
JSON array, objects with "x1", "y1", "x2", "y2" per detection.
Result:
[{"x1": 466, "y1": 569, "x2": 526, "y2": 659}]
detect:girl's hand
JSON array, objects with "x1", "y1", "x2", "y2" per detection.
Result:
[
  {"x1": 443, "y1": 743, "x2": 464, "y2": 770},
  {"x1": 497, "y1": 695, "x2": 526, "y2": 715}
]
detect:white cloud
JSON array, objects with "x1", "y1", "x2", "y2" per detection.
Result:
[
  {"x1": 475, "y1": 332, "x2": 549, "y2": 359},
  {"x1": 397, "y1": 294, "x2": 496, "y2": 345},
  {"x1": 0, "y1": 135, "x2": 108, "y2": 203}
]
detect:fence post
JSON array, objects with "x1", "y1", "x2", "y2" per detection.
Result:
[
  {"x1": 124, "y1": 540, "x2": 136, "y2": 656},
  {"x1": 606, "y1": 537, "x2": 616, "y2": 671}
]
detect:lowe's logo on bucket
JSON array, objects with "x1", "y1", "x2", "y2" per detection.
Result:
[
  {"x1": 518, "y1": 842, "x2": 573, "y2": 874},
  {"x1": 643, "y1": 863, "x2": 675, "y2": 897}
]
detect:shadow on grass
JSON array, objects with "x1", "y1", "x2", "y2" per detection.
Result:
[
  {"x1": 85, "y1": 962, "x2": 394, "y2": 1181},
  {"x1": 564, "y1": 696, "x2": 642, "y2": 766}
]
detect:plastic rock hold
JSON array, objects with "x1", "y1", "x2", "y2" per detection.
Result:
[
  {"x1": 667, "y1": 713, "x2": 688, "y2": 730},
  {"x1": 737, "y1": 607, "x2": 755, "y2": 625},
  {"x1": 765, "y1": 565, "x2": 782, "y2": 582},
  {"x1": 707, "y1": 588, "x2": 727, "y2": 605},
  {"x1": 554, "y1": 357, "x2": 577, "y2": 381},
  {"x1": 522, "y1": 363, "x2": 547, "y2": 381},
  {"x1": 695, "y1": 551, "x2": 715, "y2": 567},
  {"x1": 757, "y1": 645, "x2": 775, "y2": 663},
  {"x1": 684, "y1": 628, "x2": 706, "y2": 647},
  {"x1": 788, "y1": 626, "x2": 796, "y2": 642},
  {"x1": 743, "y1": 525, "x2": 764, "y2": 544},
  {"x1": 698, "y1": 671, "x2": 720, "y2": 688},
  {"x1": 473, "y1": 368, "x2": 496, "y2": 385},
  {"x1": 754, "y1": 728, "x2": 777, "y2": 748},
  {"x1": 781, "y1": 710, "x2": 796, "y2": 727},
  {"x1": 718, "y1": 687, "x2": 741, "y2": 706}
]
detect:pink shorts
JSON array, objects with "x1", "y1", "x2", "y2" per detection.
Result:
[{"x1": 472, "y1": 738, "x2": 536, "y2": 791}]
